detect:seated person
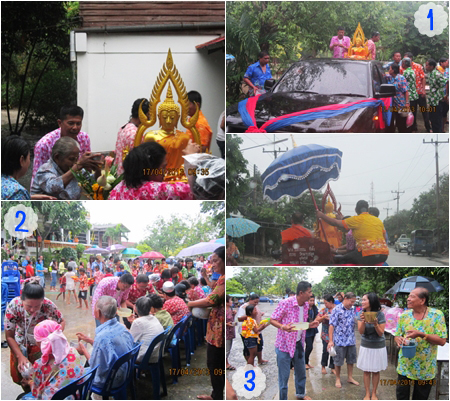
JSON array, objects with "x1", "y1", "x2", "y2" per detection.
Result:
[
  {"x1": 281, "y1": 212, "x2": 313, "y2": 244},
  {"x1": 187, "y1": 277, "x2": 206, "y2": 301},
  {"x1": 31, "y1": 105, "x2": 93, "y2": 188},
  {"x1": 128, "y1": 297, "x2": 164, "y2": 363},
  {"x1": 161, "y1": 282, "x2": 190, "y2": 325},
  {"x1": 148, "y1": 293, "x2": 174, "y2": 330},
  {"x1": 31, "y1": 137, "x2": 101, "y2": 200},
  {"x1": 186, "y1": 91, "x2": 213, "y2": 152},
  {"x1": 75, "y1": 296, "x2": 134, "y2": 391},
  {"x1": 109, "y1": 142, "x2": 193, "y2": 200},
  {"x1": 317, "y1": 200, "x2": 389, "y2": 265},
  {"x1": 1, "y1": 136, "x2": 56, "y2": 200},
  {"x1": 29, "y1": 320, "x2": 84, "y2": 400}
]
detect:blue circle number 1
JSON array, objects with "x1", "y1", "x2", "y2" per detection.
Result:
[
  {"x1": 15, "y1": 211, "x2": 29, "y2": 232},
  {"x1": 244, "y1": 369, "x2": 256, "y2": 391},
  {"x1": 427, "y1": 9, "x2": 433, "y2": 30}
]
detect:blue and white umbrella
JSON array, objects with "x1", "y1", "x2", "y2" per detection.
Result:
[
  {"x1": 261, "y1": 144, "x2": 342, "y2": 202},
  {"x1": 226, "y1": 218, "x2": 260, "y2": 238},
  {"x1": 122, "y1": 248, "x2": 142, "y2": 256}
]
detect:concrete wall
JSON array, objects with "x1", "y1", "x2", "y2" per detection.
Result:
[{"x1": 76, "y1": 32, "x2": 224, "y2": 155}]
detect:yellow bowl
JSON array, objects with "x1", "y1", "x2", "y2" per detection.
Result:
[
  {"x1": 117, "y1": 308, "x2": 132, "y2": 318},
  {"x1": 364, "y1": 312, "x2": 377, "y2": 323},
  {"x1": 292, "y1": 322, "x2": 309, "y2": 331}
]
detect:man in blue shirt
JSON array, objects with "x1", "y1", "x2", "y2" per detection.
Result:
[
  {"x1": 36, "y1": 256, "x2": 45, "y2": 288},
  {"x1": 75, "y1": 295, "x2": 134, "y2": 391},
  {"x1": 91, "y1": 254, "x2": 104, "y2": 273},
  {"x1": 243, "y1": 51, "x2": 272, "y2": 96}
]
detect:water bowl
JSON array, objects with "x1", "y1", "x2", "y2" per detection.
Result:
[{"x1": 402, "y1": 343, "x2": 416, "y2": 358}]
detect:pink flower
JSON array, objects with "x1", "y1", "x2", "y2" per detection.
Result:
[{"x1": 105, "y1": 156, "x2": 114, "y2": 168}]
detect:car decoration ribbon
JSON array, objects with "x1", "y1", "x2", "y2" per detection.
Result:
[{"x1": 238, "y1": 95, "x2": 392, "y2": 132}]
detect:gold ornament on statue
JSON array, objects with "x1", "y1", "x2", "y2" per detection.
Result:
[{"x1": 346, "y1": 23, "x2": 371, "y2": 60}]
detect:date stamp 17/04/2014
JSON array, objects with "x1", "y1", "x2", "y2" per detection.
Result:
[{"x1": 142, "y1": 168, "x2": 209, "y2": 176}]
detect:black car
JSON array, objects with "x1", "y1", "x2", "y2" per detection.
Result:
[{"x1": 227, "y1": 58, "x2": 396, "y2": 133}]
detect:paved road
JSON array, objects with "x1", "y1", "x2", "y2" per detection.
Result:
[{"x1": 386, "y1": 248, "x2": 448, "y2": 266}]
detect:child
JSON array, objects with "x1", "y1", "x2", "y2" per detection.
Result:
[
  {"x1": 56, "y1": 274, "x2": 66, "y2": 301},
  {"x1": 77, "y1": 268, "x2": 89, "y2": 309},
  {"x1": 226, "y1": 295, "x2": 237, "y2": 370},
  {"x1": 25, "y1": 260, "x2": 35, "y2": 279},
  {"x1": 241, "y1": 304, "x2": 265, "y2": 366},
  {"x1": 64, "y1": 266, "x2": 76, "y2": 305}
]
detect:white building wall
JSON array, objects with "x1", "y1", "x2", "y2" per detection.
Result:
[{"x1": 76, "y1": 33, "x2": 224, "y2": 156}]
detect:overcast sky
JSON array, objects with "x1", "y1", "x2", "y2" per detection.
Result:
[
  {"x1": 84, "y1": 201, "x2": 209, "y2": 243},
  {"x1": 236, "y1": 133, "x2": 449, "y2": 219}
]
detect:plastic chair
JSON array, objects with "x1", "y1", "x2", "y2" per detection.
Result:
[
  {"x1": 51, "y1": 366, "x2": 99, "y2": 400},
  {"x1": 135, "y1": 328, "x2": 169, "y2": 399},
  {"x1": 90, "y1": 342, "x2": 141, "y2": 400},
  {"x1": 180, "y1": 314, "x2": 194, "y2": 365},
  {"x1": 2, "y1": 261, "x2": 21, "y2": 302},
  {"x1": 164, "y1": 318, "x2": 185, "y2": 384},
  {"x1": 2, "y1": 282, "x2": 9, "y2": 331}
]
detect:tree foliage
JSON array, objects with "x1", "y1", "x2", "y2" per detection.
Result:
[
  {"x1": 103, "y1": 224, "x2": 129, "y2": 245},
  {"x1": 226, "y1": 278, "x2": 246, "y2": 295},
  {"x1": 200, "y1": 202, "x2": 225, "y2": 237},
  {"x1": 61, "y1": 247, "x2": 77, "y2": 262}
]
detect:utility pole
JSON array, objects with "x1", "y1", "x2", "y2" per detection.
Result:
[
  {"x1": 423, "y1": 135, "x2": 449, "y2": 253},
  {"x1": 384, "y1": 205, "x2": 392, "y2": 219},
  {"x1": 263, "y1": 134, "x2": 288, "y2": 159},
  {"x1": 370, "y1": 181, "x2": 375, "y2": 207},
  {"x1": 391, "y1": 184, "x2": 405, "y2": 215}
]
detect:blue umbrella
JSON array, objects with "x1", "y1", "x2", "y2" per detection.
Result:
[
  {"x1": 122, "y1": 248, "x2": 142, "y2": 256},
  {"x1": 226, "y1": 218, "x2": 260, "y2": 238},
  {"x1": 226, "y1": 54, "x2": 235, "y2": 61},
  {"x1": 215, "y1": 238, "x2": 225, "y2": 245}
]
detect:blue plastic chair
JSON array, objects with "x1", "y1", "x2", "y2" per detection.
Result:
[
  {"x1": 2, "y1": 261, "x2": 21, "y2": 302},
  {"x1": 90, "y1": 342, "x2": 141, "y2": 400},
  {"x1": 180, "y1": 314, "x2": 194, "y2": 365},
  {"x1": 2, "y1": 282, "x2": 9, "y2": 331},
  {"x1": 51, "y1": 365, "x2": 99, "y2": 400},
  {"x1": 164, "y1": 318, "x2": 185, "y2": 384},
  {"x1": 135, "y1": 328, "x2": 169, "y2": 399}
]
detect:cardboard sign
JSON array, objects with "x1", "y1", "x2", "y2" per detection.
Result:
[{"x1": 281, "y1": 238, "x2": 332, "y2": 265}]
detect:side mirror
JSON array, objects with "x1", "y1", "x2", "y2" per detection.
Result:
[
  {"x1": 264, "y1": 79, "x2": 276, "y2": 91},
  {"x1": 374, "y1": 84, "x2": 396, "y2": 98}
]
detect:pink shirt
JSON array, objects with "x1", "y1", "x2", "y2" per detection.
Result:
[
  {"x1": 109, "y1": 180, "x2": 193, "y2": 200},
  {"x1": 113, "y1": 122, "x2": 137, "y2": 176},
  {"x1": 367, "y1": 39, "x2": 376, "y2": 60},
  {"x1": 271, "y1": 296, "x2": 309, "y2": 358},
  {"x1": 91, "y1": 276, "x2": 130, "y2": 317},
  {"x1": 32, "y1": 128, "x2": 91, "y2": 188},
  {"x1": 329, "y1": 36, "x2": 351, "y2": 58}
]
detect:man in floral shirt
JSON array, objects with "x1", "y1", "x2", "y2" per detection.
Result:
[
  {"x1": 161, "y1": 281, "x2": 189, "y2": 324},
  {"x1": 328, "y1": 292, "x2": 358, "y2": 389},
  {"x1": 123, "y1": 274, "x2": 154, "y2": 328},
  {"x1": 31, "y1": 105, "x2": 95, "y2": 188},
  {"x1": 270, "y1": 281, "x2": 319, "y2": 400},
  {"x1": 401, "y1": 57, "x2": 418, "y2": 132},
  {"x1": 386, "y1": 63, "x2": 409, "y2": 132},
  {"x1": 425, "y1": 58, "x2": 449, "y2": 133}
]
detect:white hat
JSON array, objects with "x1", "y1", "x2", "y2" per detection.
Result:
[{"x1": 162, "y1": 281, "x2": 175, "y2": 294}]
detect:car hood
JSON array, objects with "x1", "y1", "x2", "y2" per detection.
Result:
[{"x1": 227, "y1": 92, "x2": 370, "y2": 132}]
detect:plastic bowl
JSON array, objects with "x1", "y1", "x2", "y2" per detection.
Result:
[
  {"x1": 116, "y1": 308, "x2": 132, "y2": 317},
  {"x1": 364, "y1": 312, "x2": 377, "y2": 323},
  {"x1": 192, "y1": 307, "x2": 212, "y2": 320},
  {"x1": 292, "y1": 322, "x2": 309, "y2": 331}
]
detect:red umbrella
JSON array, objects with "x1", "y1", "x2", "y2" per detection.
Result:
[{"x1": 139, "y1": 251, "x2": 165, "y2": 259}]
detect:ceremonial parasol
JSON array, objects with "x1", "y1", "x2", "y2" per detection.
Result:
[
  {"x1": 106, "y1": 244, "x2": 126, "y2": 252},
  {"x1": 226, "y1": 218, "x2": 260, "y2": 238},
  {"x1": 122, "y1": 248, "x2": 142, "y2": 256},
  {"x1": 385, "y1": 276, "x2": 444, "y2": 295},
  {"x1": 177, "y1": 242, "x2": 220, "y2": 258},
  {"x1": 140, "y1": 251, "x2": 165, "y2": 259},
  {"x1": 84, "y1": 247, "x2": 109, "y2": 255}
]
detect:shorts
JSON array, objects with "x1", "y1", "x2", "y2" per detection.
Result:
[
  {"x1": 334, "y1": 345, "x2": 357, "y2": 366},
  {"x1": 78, "y1": 290, "x2": 87, "y2": 300},
  {"x1": 243, "y1": 337, "x2": 258, "y2": 349}
]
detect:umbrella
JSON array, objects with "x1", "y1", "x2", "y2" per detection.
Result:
[
  {"x1": 226, "y1": 217, "x2": 260, "y2": 238},
  {"x1": 176, "y1": 242, "x2": 220, "y2": 258},
  {"x1": 106, "y1": 244, "x2": 126, "y2": 252},
  {"x1": 215, "y1": 238, "x2": 225, "y2": 245},
  {"x1": 122, "y1": 248, "x2": 142, "y2": 256},
  {"x1": 228, "y1": 294, "x2": 247, "y2": 298},
  {"x1": 140, "y1": 251, "x2": 165, "y2": 259},
  {"x1": 84, "y1": 247, "x2": 109, "y2": 255},
  {"x1": 385, "y1": 276, "x2": 444, "y2": 295}
]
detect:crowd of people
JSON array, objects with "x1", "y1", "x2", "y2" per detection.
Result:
[
  {"x1": 3, "y1": 246, "x2": 225, "y2": 400},
  {"x1": 226, "y1": 282, "x2": 447, "y2": 400}
]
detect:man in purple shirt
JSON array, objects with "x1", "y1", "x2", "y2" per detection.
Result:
[{"x1": 330, "y1": 27, "x2": 351, "y2": 59}]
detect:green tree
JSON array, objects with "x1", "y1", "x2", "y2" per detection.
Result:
[
  {"x1": 201, "y1": 202, "x2": 225, "y2": 237},
  {"x1": 226, "y1": 278, "x2": 246, "y2": 294},
  {"x1": 61, "y1": 247, "x2": 77, "y2": 262},
  {"x1": 136, "y1": 243, "x2": 152, "y2": 254},
  {"x1": 75, "y1": 243, "x2": 85, "y2": 260},
  {"x1": 103, "y1": 224, "x2": 129, "y2": 245}
]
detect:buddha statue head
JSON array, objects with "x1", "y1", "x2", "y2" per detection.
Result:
[
  {"x1": 355, "y1": 38, "x2": 363, "y2": 48},
  {"x1": 157, "y1": 83, "x2": 180, "y2": 133},
  {"x1": 325, "y1": 197, "x2": 334, "y2": 214}
]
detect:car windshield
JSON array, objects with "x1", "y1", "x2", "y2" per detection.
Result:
[{"x1": 274, "y1": 61, "x2": 369, "y2": 97}]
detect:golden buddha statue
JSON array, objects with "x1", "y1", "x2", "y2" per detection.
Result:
[
  {"x1": 346, "y1": 23, "x2": 371, "y2": 60},
  {"x1": 316, "y1": 197, "x2": 343, "y2": 249},
  {"x1": 133, "y1": 49, "x2": 201, "y2": 181}
]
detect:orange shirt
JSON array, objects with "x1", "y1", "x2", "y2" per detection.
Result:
[
  {"x1": 187, "y1": 111, "x2": 213, "y2": 149},
  {"x1": 281, "y1": 224, "x2": 313, "y2": 244}
]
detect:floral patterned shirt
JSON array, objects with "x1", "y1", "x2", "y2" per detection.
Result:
[
  {"x1": 386, "y1": 74, "x2": 409, "y2": 108},
  {"x1": 4, "y1": 297, "x2": 63, "y2": 347},
  {"x1": 91, "y1": 277, "x2": 131, "y2": 317},
  {"x1": 403, "y1": 67, "x2": 418, "y2": 102},
  {"x1": 78, "y1": 275, "x2": 89, "y2": 291},
  {"x1": 205, "y1": 274, "x2": 225, "y2": 348},
  {"x1": 188, "y1": 285, "x2": 206, "y2": 301},
  {"x1": 242, "y1": 317, "x2": 259, "y2": 339},
  {"x1": 31, "y1": 346, "x2": 84, "y2": 400},
  {"x1": 317, "y1": 306, "x2": 335, "y2": 342},
  {"x1": 395, "y1": 308, "x2": 447, "y2": 380},
  {"x1": 32, "y1": 128, "x2": 91, "y2": 188},
  {"x1": 428, "y1": 68, "x2": 448, "y2": 106},
  {"x1": 127, "y1": 282, "x2": 155, "y2": 304},
  {"x1": 226, "y1": 308, "x2": 235, "y2": 340},
  {"x1": 1, "y1": 174, "x2": 30, "y2": 200},
  {"x1": 109, "y1": 180, "x2": 193, "y2": 200},
  {"x1": 401, "y1": 62, "x2": 426, "y2": 95},
  {"x1": 329, "y1": 303, "x2": 356, "y2": 347},
  {"x1": 93, "y1": 270, "x2": 104, "y2": 285},
  {"x1": 113, "y1": 122, "x2": 137, "y2": 176},
  {"x1": 162, "y1": 295, "x2": 189, "y2": 325},
  {"x1": 271, "y1": 296, "x2": 309, "y2": 358}
]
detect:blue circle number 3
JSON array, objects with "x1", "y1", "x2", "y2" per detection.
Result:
[
  {"x1": 15, "y1": 211, "x2": 29, "y2": 232},
  {"x1": 244, "y1": 369, "x2": 256, "y2": 391}
]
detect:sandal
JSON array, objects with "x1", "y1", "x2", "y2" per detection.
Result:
[{"x1": 226, "y1": 365, "x2": 236, "y2": 370}]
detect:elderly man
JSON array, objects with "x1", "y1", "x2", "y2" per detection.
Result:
[
  {"x1": 328, "y1": 292, "x2": 359, "y2": 389},
  {"x1": 76, "y1": 296, "x2": 134, "y2": 396},
  {"x1": 161, "y1": 281, "x2": 189, "y2": 324},
  {"x1": 281, "y1": 212, "x2": 313, "y2": 244},
  {"x1": 386, "y1": 63, "x2": 409, "y2": 133},
  {"x1": 270, "y1": 281, "x2": 319, "y2": 400},
  {"x1": 401, "y1": 57, "x2": 418, "y2": 132},
  {"x1": 123, "y1": 274, "x2": 155, "y2": 328},
  {"x1": 394, "y1": 287, "x2": 447, "y2": 400},
  {"x1": 330, "y1": 27, "x2": 351, "y2": 59}
]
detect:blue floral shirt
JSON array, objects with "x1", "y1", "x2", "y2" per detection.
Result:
[
  {"x1": 1, "y1": 174, "x2": 30, "y2": 200},
  {"x1": 90, "y1": 318, "x2": 134, "y2": 388},
  {"x1": 386, "y1": 74, "x2": 409, "y2": 108},
  {"x1": 31, "y1": 159, "x2": 81, "y2": 200},
  {"x1": 244, "y1": 61, "x2": 272, "y2": 88},
  {"x1": 329, "y1": 303, "x2": 356, "y2": 347}
]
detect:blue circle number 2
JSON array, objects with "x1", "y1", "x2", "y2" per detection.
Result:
[
  {"x1": 15, "y1": 211, "x2": 29, "y2": 232},
  {"x1": 244, "y1": 369, "x2": 256, "y2": 391}
]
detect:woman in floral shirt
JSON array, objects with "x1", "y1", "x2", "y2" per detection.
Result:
[
  {"x1": 315, "y1": 294, "x2": 336, "y2": 375},
  {"x1": 4, "y1": 283, "x2": 65, "y2": 388},
  {"x1": 188, "y1": 246, "x2": 225, "y2": 400},
  {"x1": 187, "y1": 277, "x2": 206, "y2": 301},
  {"x1": 29, "y1": 320, "x2": 84, "y2": 399}
]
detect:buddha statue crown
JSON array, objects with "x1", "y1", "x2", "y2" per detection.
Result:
[
  {"x1": 325, "y1": 197, "x2": 334, "y2": 214},
  {"x1": 158, "y1": 84, "x2": 180, "y2": 114},
  {"x1": 346, "y1": 23, "x2": 371, "y2": 60}
]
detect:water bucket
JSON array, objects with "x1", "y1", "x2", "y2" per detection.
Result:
[{"x1": 402, "y1": 343, "x2": 416, "y2": 358}]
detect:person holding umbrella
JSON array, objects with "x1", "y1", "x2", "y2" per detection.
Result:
[{"x1": 394, "y1": 287, "x2": 447, "y2": 400}]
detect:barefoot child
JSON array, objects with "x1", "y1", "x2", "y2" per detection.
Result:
[
  {"x1": 241, "y1": 304, "x2": 266, "y2": 366},
  {"x1": 56, "y1": 274, "x2": 66, "y2": 301},
  {"x1": 77, "y1": 268, "x2": 89, "y2": 309},
  {"x1": 64, "y1": 266, "x2": 77, "y2": 305}
]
